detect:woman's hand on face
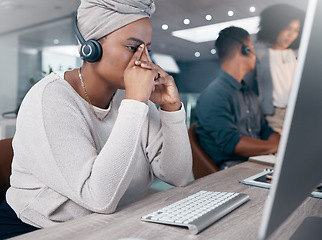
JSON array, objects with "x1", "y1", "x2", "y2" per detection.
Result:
[
  {"x1": 124, "y1": 44, "x2": 159, "y2": 103},
  {"x1": 135, "y1": 47, "x2": 181, "y2": 112}
]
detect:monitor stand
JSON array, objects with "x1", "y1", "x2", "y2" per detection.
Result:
[{"x1": 290, "y1": 217, "x2": 322, "y2": 240}]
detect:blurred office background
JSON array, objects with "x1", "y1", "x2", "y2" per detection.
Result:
[{"x1": 0, "y1": 0, "x2": 308, "y2": 140}]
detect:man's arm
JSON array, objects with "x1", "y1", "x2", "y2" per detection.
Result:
[
  {"x1": 234, "y1": 133, "x2": 280, "y2": 157},
  {"x1": 267, "y1": 132, "x2": 280, "y2": 142}
]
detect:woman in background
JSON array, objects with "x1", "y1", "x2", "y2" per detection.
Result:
[
  {"x1": 246, "y1": 4, "x2": 305, "y2": 134},
  {"x1": 0, "y1": 0, "x2": 192, "y2": 238}
]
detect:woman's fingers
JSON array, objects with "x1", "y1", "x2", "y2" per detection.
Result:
[
  {"x1": 153, "y1": 74, "x2": 175, "y2": 86},
  {"x1": 144, "y1": 46, "x2": 153, "y2": 62},
  {"x1": 135, "y1": 61, "x2": 168, "y2": 79},
  {"x1": 127, "y1": 45, "x2": 180, "y2": 111},
  {"x1": 128, "y1": 44, "x2": 145, "y2": 67},
  {"x1": 134, "y1": 47, "x2": 168, "y2": 78}
]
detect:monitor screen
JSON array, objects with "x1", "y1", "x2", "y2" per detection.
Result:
[{"x1": 259, "y1": 0, "x2": 322, "y2": 239}]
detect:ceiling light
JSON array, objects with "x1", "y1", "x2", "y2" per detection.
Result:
[
  {"x1": 205, "y1": 15, "x2": 212, "y2": 21},
  {"x1": 162, "y1": 24, "x2": 169, "y2": 30},
  {"x1": 172, "y1": 16, "x2": 260, "y2": 43},
  {"x1": 194, "y1": 52, "x2": 200, "y2": 58},
  {"x1": 227, "y1": 10, "x2": 234, "y2": 16},
  {"x1": 250, "y1": 6, "x2": 256, "y2": 13},
  {"x1": 53, "y1": 39, "x2": 60, "y2": 45},
  {"x1": 183, "y1": 18, "x2": 190, "y2": 25},
  {"x1": 210, "y1": 49, "x2": 216, "y2": 54}
]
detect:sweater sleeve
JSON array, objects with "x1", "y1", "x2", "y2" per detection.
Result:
[{"x1": 145, "y1": 102, "x2": 192, "y2": 187}]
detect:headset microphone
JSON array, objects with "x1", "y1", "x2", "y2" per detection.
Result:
[{"x1": 74, "y1": 15, "x2": 102, "y2": 63}]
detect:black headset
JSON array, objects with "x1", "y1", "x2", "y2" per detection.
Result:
[
  {"x1": 225, "y1": 34, "x2": 251, "y2": 56},
  {"x1": 74, "y1": 15, "x2": 102, "y2": 63}
]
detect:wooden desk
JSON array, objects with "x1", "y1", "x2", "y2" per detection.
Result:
[{"x1": 11, "y1": 162, "x2": 322, "y2": 240}]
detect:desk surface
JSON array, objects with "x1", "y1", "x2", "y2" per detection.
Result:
[{"x1": 11, "y1": 161, "x2": 322, "y2": 240}]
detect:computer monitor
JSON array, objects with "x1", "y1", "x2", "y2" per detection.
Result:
[{"x1": 259, "y1": 0, "x2": 322, "y2": 239}]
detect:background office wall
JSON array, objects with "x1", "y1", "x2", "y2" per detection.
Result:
[
  {"x1": 0, "y1": 18, "x2": 81, "y2": 115},
  {"x1": 18, "y1": 42, "x2": 42, "y2": 108},
  {"x1": 0, "y1": 34, "x2": 19, "y2": 113},
  {"x1": 175, "y1": 58, "x2": 221, "y2": 93}
]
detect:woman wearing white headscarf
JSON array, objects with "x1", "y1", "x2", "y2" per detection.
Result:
[{"x1": 0, "y1": 0, "x2": 192, "y2": 238}]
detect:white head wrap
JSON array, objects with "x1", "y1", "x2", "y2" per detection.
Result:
[{"x1": 77, "y1": 0, "x2": 155, "y2": 41}]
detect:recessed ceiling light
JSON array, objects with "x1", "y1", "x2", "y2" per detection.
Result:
[
  {"x1": 250, "y1": 6, "x2": 256, "y2": 13},
  {"x1": 162, "y1": 24, "x2": 169, "y2": 30},
  {"x1": 205, "y1": 14, "x2": 212, "y2": 21},
  {"x1": 227, "y1": 10, "x2": 234, "y2": 17},
  {"x1": 53, "y1": 39, "x2": 60, "y2": 45},
  {"x1": 183, "y1": 18, "x2": 190, "y2": 25},
  {"x1": 210, "y1": 49, "x2": 216, "y2": 54},
  {"x1": 194, "y1": 52, "x2": 200, "y2": 57}
]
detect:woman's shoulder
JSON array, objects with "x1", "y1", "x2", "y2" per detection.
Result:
[
  {"x1": 22, "y1": 73, "x2": 63, "y2": 100},
  {"x1": 42, "y1": 73, "x2": 84, "y2": 99},
  {"x1": 29, "y1": 73, "x2": 68, "y2": 93},
  {"x1": 24, "y1": 73, "x2": 83, "y2": 108},
  {"x1": 18, "y1": 73, "x2": 82, "y2": 121}
]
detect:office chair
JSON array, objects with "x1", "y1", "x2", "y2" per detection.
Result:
[
  {"x1": 188, "y1": 123, "x2": 220, "y2": 180},
  {"x1": 0, "y1": 138, "x2": 13, "y2": 203}
]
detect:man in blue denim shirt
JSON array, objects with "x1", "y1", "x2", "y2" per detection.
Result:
[{"x1": 195, "y1": 26, "x2": 280, "y2": 170}]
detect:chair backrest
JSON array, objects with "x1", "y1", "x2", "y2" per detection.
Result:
[
  {"x1": 0, "y1": 138, "x2": 13, "y2": 203},
  {"x1": 188, "y1": 123, "x2": 220, "y2": 180}
]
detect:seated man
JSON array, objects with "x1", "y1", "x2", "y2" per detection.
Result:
[{"x1": 195, "y1": 26, "x2": 280, "y2": 170}]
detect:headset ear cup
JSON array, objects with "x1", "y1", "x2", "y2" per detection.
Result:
[
  {"x1": 242, "y1": 46, "x2": 251, "y2": 56},
  {"x1": 81, "y1": 40, "x2": 102, "y2": 63}
]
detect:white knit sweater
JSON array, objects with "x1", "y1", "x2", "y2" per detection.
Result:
[{"x1": 7, "y1": 73, "x2": 192, "y2": 228}]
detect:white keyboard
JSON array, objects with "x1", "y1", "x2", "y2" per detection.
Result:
[{"x1": 141, "y1": 190, "x2": 249, "y2": 234}]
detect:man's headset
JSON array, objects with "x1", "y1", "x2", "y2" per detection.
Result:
[
  {"x1": 74, "y1": 16, "x2": 102, "y2": 63},
  {"x1": 224, "y1": 34, "x2": 251, "y2": 56}
]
